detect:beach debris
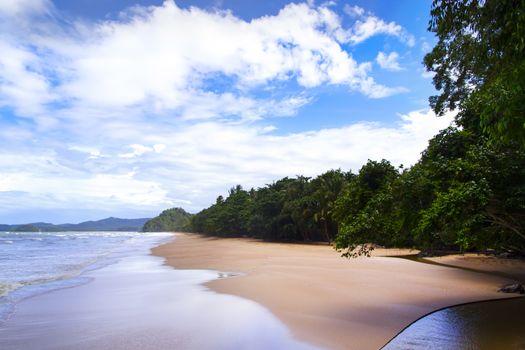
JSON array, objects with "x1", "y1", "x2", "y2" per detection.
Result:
[{"x1": 498, "y1": 283, "x2": 525, "y2": 294}]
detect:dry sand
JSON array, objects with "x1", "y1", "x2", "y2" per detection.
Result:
[{"x1": 152, "y1": 233, "x2": 522, "y2": 350}]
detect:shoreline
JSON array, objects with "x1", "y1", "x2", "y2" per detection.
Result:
[
  {"x1": 2, "y1": 233, "x2": 317, "y2": 350},
  {"x1": 152, "y1": 233, "x2": 522, "y2": 350}
]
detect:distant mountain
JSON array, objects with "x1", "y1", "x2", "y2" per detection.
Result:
[
  {"x1": 60, "y1": 217, "x2": 151, "y2": 231},
  {"x1": 0, "y1": 217, "x2": 151, "y2": 232},
  {"x1": 143, "y1": 208, "x2": 192, "y2": 232},
  {"x1": 0, "y1": 222, "x2": 63, "y2": 232},
  {"x1": 31, "y1": 222, "x2": 61, "y2": 230}
]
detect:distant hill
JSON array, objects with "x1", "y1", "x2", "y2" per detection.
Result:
[
  {"x1": 13, "y1": 224, "x2": 39, "y2": 232},
  {"x1": 0, "y1": 222, "x2": 65, "y2": 232},
  {"x1": 60, "y1": 217, "x2": 151, "y2": 231},
  {"x1": 31, "y1": 222, "x2": 61, "y2": 230},
  {"x1": 142, "y1": 208, "x2": 192, "y2": 232},
  {"x1": 0, "y1": 217, "x2": 151, "y2": 232}
]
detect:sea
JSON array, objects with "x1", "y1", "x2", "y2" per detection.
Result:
[
  {"x1": 0, "y1": 231, "x2": 318, "y2": 350},
  {"x1": 0, "y1": 231, "x2": 169, "y2": 322}
]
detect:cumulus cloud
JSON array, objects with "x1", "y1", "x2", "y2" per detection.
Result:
[
  {"x1": 376, "y1": 51, "x2": 402, "y2": 71},
  {"x1": 0, "y1": 0, "x2": 414, "y2": 124},
  {"x1": 345, "y1": 5, "x2": 415, "y2": 46},
  {"x1": 73, "y1": 1, "x2": 371, "y2": 103}
]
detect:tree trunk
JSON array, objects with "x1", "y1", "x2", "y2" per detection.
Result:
[{"x1": 323, "y1": 219, "x2": 331, "y2": 243}]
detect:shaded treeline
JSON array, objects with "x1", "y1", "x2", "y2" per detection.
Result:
[
  {"x1": 191, "y1": 170, "x2": 351, "y2": 243},
  {"x1": 187, "y1": 123, "x2": 525, "y2": 256}
]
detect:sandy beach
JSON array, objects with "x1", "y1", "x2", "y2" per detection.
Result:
[{"x1": 152, "y1": 233, "x2": 523, "y2": 350}]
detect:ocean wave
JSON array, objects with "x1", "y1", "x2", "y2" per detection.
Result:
[
  {"x1": 0, "y1": 231, "x2": 170, "y2": 317},
  {"x1": 0, "y1": 258, "x2": 104, "y2": 302},
  {"x1": 0, "y1": 282, "x2": 23, "y2": 298}
]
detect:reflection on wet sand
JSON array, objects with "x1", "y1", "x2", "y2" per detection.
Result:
[{"x1": 0, "y1": 253, "x2": 319, "y2": 350}]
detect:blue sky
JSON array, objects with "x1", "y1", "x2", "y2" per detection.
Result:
[{"x1": 0, "y1": 0, "x2": 453, "y2": 224}]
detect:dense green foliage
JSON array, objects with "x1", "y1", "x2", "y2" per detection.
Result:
[
  {"x1": 334, "y1": 129, "x2": 525, "y2": 256},
  {"x1": 424, "y1": 0, "x2": 525, "y2": 146},
  {"x1": 333, "y1": 160, "x2": 402, "y2": 257},
  {"x1": 191, "y1": 170, "x2": 350, "y2": 242},
  {"x1": 142, "y1": 208, "x2": 192, "y2": 232}
]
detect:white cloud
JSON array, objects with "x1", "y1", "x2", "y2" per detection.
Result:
[
  {"x1": 421, "y1": 70, "x2": 435, "y2": 79},
  {"x1": 421, "y1": 39, "x2": 432, "y2": 53},
  {"x1": 376, "y1": 51, "x2": 402, "y2": 71},
  {"x1": 0, "y1": 109, "x2": 454, "y2": 214},
  {"x1": 0, "y1": 40, "x2": 56, "y2": 116},
  {"x1": 0, "y1": 172, "x2": 171, "y2": 208},
  {"x1": 119, "y1": 144, "x2": 160, "y2": 158},
  {"x1": 59, "y1": 1, "x2": 360, "y2": 103},
  {"x1": 359, "y1": 77, "x2": 408, "y2": 98},
  {"x1": 347, "y1": 11, "x2": 415, "y2": 46},
  {"x1": 119, "y1": 144, "x2": 147, "y2": 159},
  {"x1": 0, "y1": 0, "x2": 414, "y2": 125},
  {"x1": 171, "y1": 93, "x2": 311, "y2": 122},
  {"x1": 343, "y1": 5, "x2": 365, "y2": 17},
  {"x1": 320, "y1": 1, "x2": 337, "y2": 8},
  {"x1": 153, "y1": 144, "x2": 166, "y2": 153},
  {"x1": 69, "y1": 146, "x2": 103, "y2": 159}
]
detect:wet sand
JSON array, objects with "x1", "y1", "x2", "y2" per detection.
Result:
[
  {"x1": 152, "y1": 233, "x2": 519, "y2": 350},
  {"x1": 0, "y1": 246, "x2": 317, "y2": 350}
]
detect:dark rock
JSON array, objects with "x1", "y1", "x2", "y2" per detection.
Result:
[{"x1": 498, "y1": 283, "x2": 525, "y2": 294}]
